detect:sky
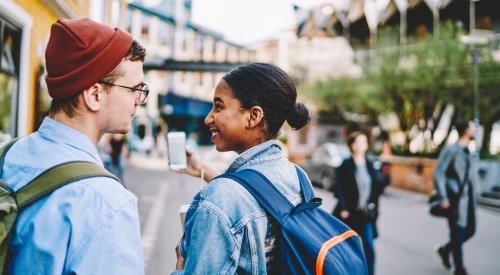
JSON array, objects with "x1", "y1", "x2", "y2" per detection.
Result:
[{"x1": 191, "y1": 0, "x2": 329, "y2": 45}]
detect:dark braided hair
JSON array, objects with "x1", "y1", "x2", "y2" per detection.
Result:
[{"x1": 223, "y1": 63, "x2": 310, "y2": 139}]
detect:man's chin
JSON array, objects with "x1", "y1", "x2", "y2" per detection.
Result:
[
  {"x1": 119, "y1": 124, "x2": 131, "y2": 134},
  {"x1": 108, "y1": 128, "x2": 129, "y2": 135}
]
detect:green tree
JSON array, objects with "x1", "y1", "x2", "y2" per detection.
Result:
[{"x1": 299, "y1": 22, "x2": 500, "y2": 156}]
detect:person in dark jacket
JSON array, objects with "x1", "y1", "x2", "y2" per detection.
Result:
[
  {"x1": 433, "y1": 120, "x2": 477, "y2": 275},
  {"x1": 104, "y1": 134, "x2": 128, "y2": 181},
  {"x1": 333, "y1": 131, "x2": 389, "y2": 275}
]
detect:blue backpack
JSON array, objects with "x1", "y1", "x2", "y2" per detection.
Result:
[{"x1": 218, "y1": 167, "x2": 367, "y2": 275}]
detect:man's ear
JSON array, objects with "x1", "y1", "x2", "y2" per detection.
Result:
[
  {"x1": 82, "y1": 84, "x2": 103, "y2": 112},
  {"x1": 247, "y1": 106, "x2": 264, "y2": 128}
]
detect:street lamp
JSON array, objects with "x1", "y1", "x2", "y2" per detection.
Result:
[
  {"x1": 460, "y1": 34, "x2": 492, "y2": 154},
  {"x1": 459, "y1": 0, "x2": 492, "y2": 153}
]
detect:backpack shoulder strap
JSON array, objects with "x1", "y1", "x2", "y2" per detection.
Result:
[
  {"x1": 217, "y1": 169, "x2": 295, "y2": 224},
  {"x1": 0, "y1": 138, "x2": 22, "y2": 172},
  {"x1": 15, "y1": 161, "x2": 119, "y2": 209},
  {"x1": 294, "y1": 166, "x2": 314, "y2": 202}
]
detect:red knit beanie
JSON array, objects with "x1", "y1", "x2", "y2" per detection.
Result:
[{"x1": 45, "y1": 18, "x2": 134, "y2": 100}]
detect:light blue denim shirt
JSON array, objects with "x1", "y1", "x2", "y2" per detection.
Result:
[
  {"x1": 1, "y1": 117, "x2": 144, "y2": 275},
  {"x1": 173, "y1": 140, "x2": 308, "y2": 275}
]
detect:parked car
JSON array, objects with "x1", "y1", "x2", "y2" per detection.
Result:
[{"x1": 302, "y1": 142, "x2": 351, "y2": 191}]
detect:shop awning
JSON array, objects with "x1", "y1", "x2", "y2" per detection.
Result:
[{"x1": 160, "y1": 92, "x2": 212, "y2": 118}]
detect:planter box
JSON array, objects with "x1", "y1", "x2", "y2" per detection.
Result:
[
  {"x1": 385, "y1": 156, "x2": 436, "y2": 194},
  {"x1": 386, "y1": 156, "x2": 500, "y2": 196},
  {"x1": 477, "y1": 160, "x2": 500, "y2": 192}
]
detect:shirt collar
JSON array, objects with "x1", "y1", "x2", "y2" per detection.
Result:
[
  {"x1": 38, "y1": 117, "x2": 102, "y2": 163},
  {"x1": 226, "y1": 140, "x2": 283, "y2": 172}
]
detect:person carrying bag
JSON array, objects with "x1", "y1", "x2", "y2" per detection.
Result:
[
  {"x1": 429, "y1": 155, "x2": 469, "y2": 219},
  {"x1": 432, "y1": 120, "x2": 477, "y2": 275}
]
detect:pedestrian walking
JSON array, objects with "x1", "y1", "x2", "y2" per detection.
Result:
[
  {"x1": 172, "y1": 63, "x2": 313, "y2": 273},
  {"x1": 0, "y1": 18, "x2": 146, "y2": 274},
  {"x1": 104, "y1": 134, "x2": 128, "y2": 181},
  {"x1": 332, "y1": 131, "x2": 390, "y2": 275},
  {"x1": 433, "y1": 120, "x2": 477, "y2": 275}
]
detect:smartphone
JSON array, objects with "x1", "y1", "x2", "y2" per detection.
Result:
[{"x1": 167, "y1": 131, "x2": 187, "y2": 170}]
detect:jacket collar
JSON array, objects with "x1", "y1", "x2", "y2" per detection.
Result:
[{"x1": 226, "y1": 140, "x2": 283, "y2": 173}]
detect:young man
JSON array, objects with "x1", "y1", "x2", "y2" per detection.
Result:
[
  {"x1": 1, "y1": 18, "x2": 147, "y2": 274},
  {"x1": 434, "y1": 120, "x2": 477, "y2": 275}
]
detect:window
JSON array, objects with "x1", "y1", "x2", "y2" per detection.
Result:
[
  {"x1": 90, "y1": 0, "x2": 105, "y2": 23},
  {"x1": 141, "y1": 15, "x2": 149, "y2": 37},
  {"x1": 0, "y1": 17, "x2": 21, "y2": 141},
  {"x1": 159, "y1": 21, "x2": 170, "y2": 46},
  {"x1": 196, "y1": 35, "x2": 204, "y2": 60},
  {"x1": 197, "y1": 72, "x2": 203, "y2": 85},
  {"x1": 126, "y1": 9, "x2": 132, "y2": 33},
  {"x1": 111, "y1": 0, "x2": 121, "y2": 26}
]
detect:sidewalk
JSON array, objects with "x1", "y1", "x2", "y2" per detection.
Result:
[
  {"x1": 126, "y1": 154, "x2": 500, "y2": 274},
  {"x1": 374, "y1": 187, "x2": 500, "y2": 275},
  {"x1": 316, "y1": 186, "x2": 500, "y2": 275}
]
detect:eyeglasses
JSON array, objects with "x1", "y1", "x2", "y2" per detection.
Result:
[{"x1": 99, "y1": 80, "x2": 150, "y2": 103}]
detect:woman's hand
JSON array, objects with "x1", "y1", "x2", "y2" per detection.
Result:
[
  {"x1": 175, "y1": 240, "x2": 185, "y2": 270},
  {"x1": 180, "y1": 147, "x2": 204, "y2": 177},
  {"x1": 174, "y1": 147, "x2": 217, "y2": 182},
  {"x1": 340, "y1": 210, "x2": 350, "y2": 219}
]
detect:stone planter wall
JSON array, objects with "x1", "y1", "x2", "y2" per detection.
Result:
[
  {"x1": 477, "y1": 160, "x2": 500, "y2": 192},
  {"x1": 385, "y1": 156, "x2": 437, "y2": 194}
]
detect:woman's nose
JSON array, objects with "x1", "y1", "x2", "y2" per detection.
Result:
[{"x1": 204, "y1": 111, "x2": 213, "y2": 125}]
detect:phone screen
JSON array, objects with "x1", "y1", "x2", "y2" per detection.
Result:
[{"x1": 167, "y1": 131, "x2": 187, "y2": 170}]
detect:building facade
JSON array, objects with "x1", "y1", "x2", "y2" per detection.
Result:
[
  {"x1": 0, "y1": 0, "x2": 86, "y2": 141},
  {"x1": 0, "y1": 0, "x2": 126, "y2": 142},
  {"x1": 125, "y1": 0, "x2": 255, "y2": 145}
]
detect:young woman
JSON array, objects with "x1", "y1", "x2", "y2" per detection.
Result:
[
  {"x1": 332, "y1": 131, "x2": 389, "y2": 275},
  {"x1": 172, "y1": 63, "x2": 310, "y2": 274}
]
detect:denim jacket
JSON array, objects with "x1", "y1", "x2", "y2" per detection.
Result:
[{"x1": 172, "y1": 140, "x2": 308, "y2": 275}]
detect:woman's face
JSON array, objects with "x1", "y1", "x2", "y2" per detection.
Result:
[
  {"x1": 204, "y1": 80, "x2": 253, "y2": 154},
  {"x1": 351, "y1": 134, "x2": 368, "y2": 155}
]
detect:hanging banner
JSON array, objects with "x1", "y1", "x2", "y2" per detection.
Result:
[
  {"x1": 364, "y1": 0, "x2": 391, "y2": 32},
  {"x1": 332, "y1": 0, "x2": 350, "y2": 27},
  {"x1": 393, "y1": 0, "x2": 409, "y2": 12},
  {"x1": 423, "y1": 0, "x2": 443, "y2": 12}
]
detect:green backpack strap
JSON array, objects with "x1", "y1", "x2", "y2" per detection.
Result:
[
  {"x1": 15, "y1": 161, "x2": 120, "y2": 209},
  {"x1": 0, "y1": 141, "x2": 120, "y2": 275},
  {"x1": 0, "y1": 138, "x2": 22, "y2": 172}
]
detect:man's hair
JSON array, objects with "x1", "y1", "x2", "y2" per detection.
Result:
[
  {"x1": 455, "y1": 120, "x2": 471, "y2": 137},
  {"x1": 49, "y1": 40, "x2": 146, "y2": 117}
]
